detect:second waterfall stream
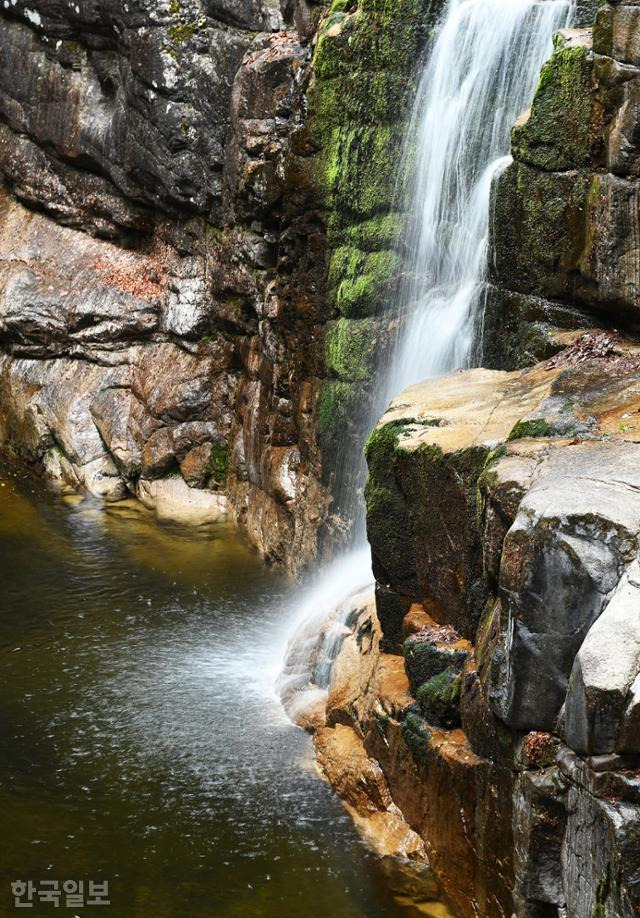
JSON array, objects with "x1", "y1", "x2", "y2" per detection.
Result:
[{"x1": 277, "y1": 0, "x2": 575, "y2": 721}]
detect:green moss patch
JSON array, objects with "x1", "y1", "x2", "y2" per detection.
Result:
[
  {"x1": 317, "y1": 380, "x2": 362, "y2": 449},
  {"x1": 325, "y1": 317, "x2": 380, "y2": 380},
  {"x1": 416, "y1": 665, "x2": 463, "y2": 728},
  {"x1": 205, "y1": 444, "x2": 229, "y2": 485},
  {"x1": 402, "y1": 710, "x2": 432, "y2": 766},
  {"x1": 507, "y1": 418, "x2": 555, "y2": 441},
  {"x1": 512, "y1": 42, "x2": 594, "y2": 171},
  {"x1": 310, "y1": 0, "x2": 442, "y2": 323},
  {"x1": 168, "y1": 15, "x2": 207, "y2": 44},
  {"x1": 364, "y1": 421, "x2": 417, "y2": 586},
  {"x1": 507, "y1": 416, "x2": 580, "y2": 442}
]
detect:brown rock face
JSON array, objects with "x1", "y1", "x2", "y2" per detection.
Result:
[
  {"x1": 222, "y1": 28, "x2": 336, "y2": 570},
  {"x1": 0, "y1": 0, "x2": 437, "y2": 570},
  {"x1": 303, "y1": 586, "x2": 512, "y2": 918},
  {"x1": 0, "y1": 2, "x2": 335, "y2": 572}
]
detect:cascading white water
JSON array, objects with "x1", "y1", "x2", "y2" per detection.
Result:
[
  {"x1": 389, "y1": 0, "x2": 574, "y2": 394},
  {"x1": 278, "y1": 0, "x2": 574, "y2": 719},
  {"x1": 276, "y1": 546, "x2": 374, "y2": 724}
]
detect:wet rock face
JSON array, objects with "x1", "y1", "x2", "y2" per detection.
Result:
[
  {"x1": 486, "y1": 11, "x2": 640, "y2": 367},
  {"x1": 306, "y1": 0, "x2": 443, "y2": 530},
  {"x1": 0, "y1": 0, "x2": 333, "y2": 570},
  {"x1": 0, "y1": 0, "x2": 281, "y2": 235},
  {"x1": 0, "y1": 0, "x2": 431, "y2": 570},
  {"x1": 364, "y1": 349, "x2": 640, "y2": 916},
  {"x1": 0, "y1": 189, "x2": 237, "y2": 507}
]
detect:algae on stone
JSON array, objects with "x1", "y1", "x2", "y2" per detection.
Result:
[{"x1": 512, "y1": 39, "x2": 594, "y2": 172}]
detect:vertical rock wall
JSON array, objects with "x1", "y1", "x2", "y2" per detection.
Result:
[
  {"x1": 485, "y1": 2, "x2": 640, "y2": 369},
  {"x1": 307, "y1": 0, "x2": 440, "y2": 498},
  {"x1": 363, "y1": 358, "x2": 640, "y2": 917},
  {"x1": 0, "y1": 0, "x2": 325, "y2": 567},
  {"x1": 0, "y1": 0, "x2": 443, "y2": 570}
]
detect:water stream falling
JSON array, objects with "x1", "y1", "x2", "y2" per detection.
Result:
[
  {"x1": 389, "y1": 0, "x2": 575, "y2": 393},
  {"x1": 279, "y1": 0, "x2": 575, "y2": 720}
]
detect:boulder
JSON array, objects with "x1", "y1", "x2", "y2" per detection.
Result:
[
  {"x1": 136, "y1": 476, "x2": 228, "y2": 525},
  {"x1": 565, "y1": 561, "x2": 640, "y2": 754},
  {"x1": 404, "y1": 621, "x2": 471, "y2": 728},
  {"x1": 492, "y1": 440, "x2": 640, "y2": 732}
]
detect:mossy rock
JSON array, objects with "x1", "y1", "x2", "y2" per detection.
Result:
[
  {"x1": 311, "y1": 0, "x2": 445, "y2": 230},
  {"x1": 313, "y1": 0, "x2": 442, "y2": 84},
  {"x1": 404, "y1": 636, "x2": 469, "y2": 694},
  {"x1": 480, "y1": 285, "x2": 592, "y2": 370},
  {"x1": 317, "y1": 379, "x2": 364, "y2": 452},
  {"x1": 312, "y1": 70, "x2": 412, "y2": 130},
  {"x1": 324, "y1": 317, "x2": 381, "y2": 380},
  {"x1": 344, "y1": 213, "x2": 407, "y2": 252},
  {"x1": 319, "y1": 124, "x2": 406, "y2": 222},
  {"x1": 311, "y1": 0, "x2": 446, "y2": 476},
  {"x1": 402, "y1": 710, "x2": 432, "y2": 766},
  {"x1": 592, "y1": 4, "x2": 614, "y2": 57},
  {"x1": 491, "y1": 161, "x2": 592, "y2": 298},
  {"x1": 366, "y1": 422, "x2": 490, "y2": 630},
  {"x1": 512, "y1": 42, "x2": 594, "y2": 172},
  {"x1": 416, "y1": 665, "x2": 463, "y2": 728},
  {"x1": 507, "y1": 415, "x2": 581, "y2": 442},
  {"x1": 337, "y1": 252, "x2": 402, "y2": 316},
  {"x1": 168, "y1": 15, "x2": 207, "y2": 44},
  {"x1": 327, "y1": 244, "x2": 402, "y2": 316},
  {"x1": 507, "y1": 418, "x2": 555, "y2": 441},
  {"x1": 329, "y1": 246, "x2": 403, "y2": 315},
  {"x1": 364, "y1": 421, "x2": 417, "y2": 589},
  {"x1": 205, "y1": 444, "x2": 229, "y2": 485}
]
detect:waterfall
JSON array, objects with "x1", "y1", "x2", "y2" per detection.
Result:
[
  {"x1": 388, "y1": 0, "x2": 574, "y2": 394},
  {"x1": 278, "y1": 0, "x2": 574, "y2": 721}
]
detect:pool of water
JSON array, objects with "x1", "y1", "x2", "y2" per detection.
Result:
[{"x1": 0, "y1": 464, "x2": 452, "y2": 917}]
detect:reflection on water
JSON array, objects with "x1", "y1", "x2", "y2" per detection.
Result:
[{"x1": 0, "y1": 465, "x2": 452, "y2": 917}]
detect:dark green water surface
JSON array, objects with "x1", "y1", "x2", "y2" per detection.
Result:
[{"x1": 0, "y1": 465, "x2": 452, "y2": 917}]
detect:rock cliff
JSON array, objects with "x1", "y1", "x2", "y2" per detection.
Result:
[
  {"x1": 0, "y1": 0, "x2": 319, "y2": 569},
  {"x1": 363, "y1": 349, "x2": 640, "y2": 916},
  {"x1": 485, "y1": 3, "x2": 640, "y2": 369},
  {"x1": 0, "y1": 0, "x2": 444, "y2": 569}
]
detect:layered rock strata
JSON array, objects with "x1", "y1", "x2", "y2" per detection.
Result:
[
  {"x1": 0, "y1": 0, "x2": 324, "y2": 568},
  {"x1": 0, "y1": 0, "x2": 443, "y2": 569}
]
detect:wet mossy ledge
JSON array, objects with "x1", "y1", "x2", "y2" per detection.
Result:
[
  {"x1": 511, "y1": 31, "x2": 595, "y2": 172},
  {"x1": 486, "y1": 11, "x2": 640, "y2": 370}
]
